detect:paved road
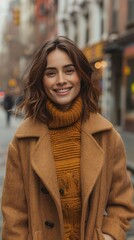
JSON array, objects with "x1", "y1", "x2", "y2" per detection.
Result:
[{"x1": 0, "y1": 106, "x2": 134, "y2": 239}]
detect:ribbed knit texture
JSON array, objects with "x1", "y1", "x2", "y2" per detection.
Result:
[{"x1": 46, "y1": 97, "x2": 82, "y2": 240}]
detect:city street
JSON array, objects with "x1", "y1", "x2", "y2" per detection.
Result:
[
  {"x1": 0, "y1": 106, "x2": 134, "y2": 239},
  {"x1": 0, "y1": 0, "x2": 134, "y2": 239}
]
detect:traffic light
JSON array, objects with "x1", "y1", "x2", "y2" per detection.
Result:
[{"x1": 12, "y1": 8, "x2": 20, "y2": 25}]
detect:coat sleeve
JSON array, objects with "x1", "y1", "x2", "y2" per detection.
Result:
[
  {"x1": 1, "y1": 139, "x2": 29, "y2": 240},
  {"x1": 102, "y1": 132, "x2": 134, "y2": 240}
]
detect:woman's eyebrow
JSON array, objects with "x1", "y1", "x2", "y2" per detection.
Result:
[
  {"x1": 45, "y1": 67, "x2": 56, "y2": 70},
  {"x1": 45, "y1": 64, "x2": 74, "y2": 71},
  {"x1": 63, "y1": 64, "x2": 74, "y2": 68}
]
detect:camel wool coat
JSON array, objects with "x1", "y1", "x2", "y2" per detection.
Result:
[{"x1": 2, "y1": 113, "x2": 134, "y2": 240}]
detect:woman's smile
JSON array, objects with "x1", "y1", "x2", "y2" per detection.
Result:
[{"x1": 53, "y1": 87, "x2": 72, "y2": 95}]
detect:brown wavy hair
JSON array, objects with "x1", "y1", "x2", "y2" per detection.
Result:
[{"x1": 16, "y1": 36, "x2": 99, "y2": 122}]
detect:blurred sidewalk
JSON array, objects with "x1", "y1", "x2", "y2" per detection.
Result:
[{"x1": 118, "y1": 129, "x2": 134, "y2": 165}]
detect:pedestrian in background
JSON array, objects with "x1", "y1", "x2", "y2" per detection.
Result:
[
  {"x1": 1, "y1": 36, "x2": 134, "y2": 240},
  {"x1": 3, "y1": 91, "x2": 14, "y2": 126}
]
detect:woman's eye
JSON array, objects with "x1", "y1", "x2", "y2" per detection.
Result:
[
  {"x1": 45, "y1": 71, "x2": 55, "y2": 77},
  {"x1": 66, "y1": 68, "x2": 75, "y2": 74}
]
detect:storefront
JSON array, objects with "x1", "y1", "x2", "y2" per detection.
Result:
[{"x1": 122, "y1": 45, "x2": 134, "y2": 132}]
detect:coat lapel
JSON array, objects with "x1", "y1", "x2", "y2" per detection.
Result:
[
  {"x1": 80, "y1": 129, "x2": 104, "y2": 204},
  {"x1": 81, "y1": 113, "x2": 112, "y2": 204},
  {"x1": 16, "y1": 118, "x2": 62, "y2": 217},
  {"x1": 31, "y1": 133, "x2": 61, "y2": 207},
  {"x1": 30, "y1": 132, "x2": 64, "y2": 233},
  {"x1": 80, "y1": 113, "x2": 112, "y2": 232}
]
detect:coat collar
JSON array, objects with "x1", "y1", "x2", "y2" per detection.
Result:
[
  {"x1": 16, "y1": 113, "x2": 113, "y2": 138},
  {"x1": 81, "y1": 112, "x2": 113, "y2": 134},
  {"x1": 16, "y1": 117, "x2": 49, "y2": 138}
]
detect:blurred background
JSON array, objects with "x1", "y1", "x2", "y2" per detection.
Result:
[{"x1": 0, "y1": 0, "x2": 134, "y2": 239}]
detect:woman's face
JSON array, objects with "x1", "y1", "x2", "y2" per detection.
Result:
[{"x1": 43, "y1": 49, "x2": 81, "y2": 110}]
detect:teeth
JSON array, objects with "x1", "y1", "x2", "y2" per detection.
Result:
[{"x1": 55, "y1": 88, "x2": 70, "y2": 93}]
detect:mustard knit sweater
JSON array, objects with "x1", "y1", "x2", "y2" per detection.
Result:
[{"x1": 46, "y1": 97, "x2": 82, "y2": 240}]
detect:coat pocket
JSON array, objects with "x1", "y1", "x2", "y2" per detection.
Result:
[{"x1": 93, "y1": 228, "x2": 105, "y2": 240}]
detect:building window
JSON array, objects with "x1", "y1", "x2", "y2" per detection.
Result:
[
  {"x1": 111, "y1": 0, "x2": 119, "y2": 33},
  {"x1": 127, "y1": 0, "x2": 134, "y2": 24},
  {"x1": 97, "y1": 1, "x2": 104, "y2": 36},
  {"x1": 84, "y1": 11, "x2": 89, "y2": 44}
]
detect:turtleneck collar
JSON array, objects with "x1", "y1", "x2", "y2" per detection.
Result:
[{"x1": 46, "y1": 96, "x2": 82, "y2": 129}]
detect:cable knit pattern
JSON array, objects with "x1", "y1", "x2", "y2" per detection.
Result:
[
  {"x1": 46, "y1": 97, "x2": 82, "y2": 240},
  {"x1": 46, "y1": 97, "x2": 82, "y2": 128}
]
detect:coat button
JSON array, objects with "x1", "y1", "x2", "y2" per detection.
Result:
[
  {"x1": 59, "y1": 188, "x2": 64, "y2": 195},
  {"x1": 45, "y1": 221, "x2": 54, "y2": 228},
  {"x1": 41, "y1": 187, "x2": 49, "y2": 194}
]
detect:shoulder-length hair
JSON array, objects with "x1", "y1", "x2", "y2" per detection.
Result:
[{"x1": 16, "y1": 36, "x2": 99, "y2": 122}]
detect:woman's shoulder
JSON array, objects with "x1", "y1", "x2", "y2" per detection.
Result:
[
  {"x1": 83, "y1": 112, "x2": 122, "y2": 139},
  {"x1": 90, "y1": 112, "x2": 113, "y2": 128},
  {"x1": 92, "y1": 113, "x2": 123, "y2": 139},
  {"x1": 14, "y1": 117, "x2": 48, "y2": 138},
  {"x1": 82, "y1": 112, "x2": 113, "y2": 133}
]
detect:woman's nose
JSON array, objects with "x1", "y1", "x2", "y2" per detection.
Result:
[{"x1": 57, "y1": 72, "x2": 66, "y2": 85}]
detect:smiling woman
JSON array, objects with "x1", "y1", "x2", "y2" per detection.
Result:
[
  {"x1": 15, "y1": 36, "x2": 98, "y2": 122},
  {"x1": 43, "y1": 49, "x2": 81, "y2": 110},
  {"x1": 1, "y1": 36, "x2": 134, "y2": 240}
]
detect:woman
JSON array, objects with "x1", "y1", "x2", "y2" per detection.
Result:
[
  {"x1": 3, "y1": 92, "x2": 14, "y2": 126},
  {"x1": 1, "y1": 36, "x2": 134, "y2": 240}
]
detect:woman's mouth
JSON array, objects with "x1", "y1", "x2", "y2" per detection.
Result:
[{"x1": 54, "y1": 88, "x2": 71, "y2": 94}]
